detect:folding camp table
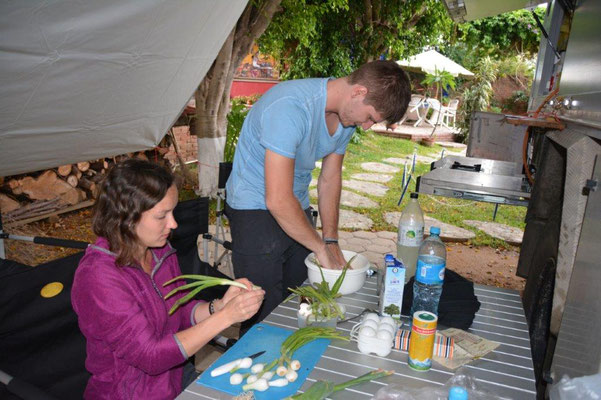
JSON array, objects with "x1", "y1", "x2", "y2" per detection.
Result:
[{"x1": 179, "y1": 276, "x2": 536, "y2": 399}]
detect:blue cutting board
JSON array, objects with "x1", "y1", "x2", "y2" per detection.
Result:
[{"x1": 196, "y1": 323, "x2": 329, "y2": 399}]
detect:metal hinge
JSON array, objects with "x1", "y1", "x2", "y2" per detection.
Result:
[{"x1": 583, "y1": 179, "x2": 598, "y2": 195}]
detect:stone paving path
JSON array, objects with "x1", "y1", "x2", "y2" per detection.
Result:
[
  {"x1": 384, "y1": 155, "x2": 439, "y2": 165},
  {"x1": 342, "y1": 179, "x2": 389, "y2": 197},
  {"x1": 463, "y1": 220, "x2": 523, "y2": 245},
  {"x1": 309, "y1": 188, "x2": 378, "y2": 209},
  {"x1": 311, "y1": 205, "x2": 373, "y2": 230},
  {"x1": 360, "y1": 162, "x2": 399, "y2": 173},
  {"x1": 351, "y1": 173, "x2": 393, "y2": 183}
]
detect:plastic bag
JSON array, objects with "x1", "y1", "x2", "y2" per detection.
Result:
[
  {"x1": 371, "y1": 367, "x2": 502, "y2": 400},
  {"x1": 549, "y1": 373, "x2": 601, "y2": 400}
]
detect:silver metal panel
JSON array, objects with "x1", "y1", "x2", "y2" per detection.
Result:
[
  {"x1": 180, "y1": 278, "x2": 536, "y2": 399},
  {"x1": 547, "y1": 130, "x2": 601, "y2": 335},
  {"x1": 467, "y1": 112, "x2": 527, "y2": 171},
  {"x1": 557, "y1": 0, "x2": 601, "y2": 124},
  {"x1": 418, "y1": 156, "x2": 530, "y2": 206},
  {"x1": 551, "y1": 156, "x2": 601, "y2": 380}
]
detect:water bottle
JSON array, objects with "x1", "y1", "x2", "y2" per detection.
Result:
[
  {"x1": 410, "y1": 226, "x2": 446, "y2": 317},
  {"x1": 448, "y1": 386, "x2": 468, "y2": 400},
  {"x1": 397, "y1": 192, "x2": 424, "y2": 283}
]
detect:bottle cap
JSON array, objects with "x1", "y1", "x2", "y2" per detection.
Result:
[
  {"x1": 410, "y1": 192, "x2": 418, "y2": 199},
  {"x1": 448, "y1": 386, "x2": 468, "y2": 400},
  {"x1": 430, "y1": 226, "x2": 441, "y2": 235}
]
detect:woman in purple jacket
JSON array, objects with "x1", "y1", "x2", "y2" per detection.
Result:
[{"x1": 72, "y1": 159, "x2": 265, "y2": 399}]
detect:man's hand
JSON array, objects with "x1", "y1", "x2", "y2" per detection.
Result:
[{"x1": 315, "y1": 243, "x2": 345, "y2": 270}]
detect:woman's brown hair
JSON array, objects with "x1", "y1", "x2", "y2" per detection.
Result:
[{"x1": 92, "y1": 158, "x2": 175, "y2": 266}]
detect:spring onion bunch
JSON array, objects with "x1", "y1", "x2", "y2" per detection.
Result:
[
  {"x1": 286, "y1": 369, "x2": 393, "y2": 399},
  {"x1": 286, "y1": 256, "x2": 356, "y2": 321},
  {"x1": 163, "y1": 274, "x2": 260, "y2": 315},
  {"x1": 242, "y1": 327, "x2": 348, "y2": 392}
]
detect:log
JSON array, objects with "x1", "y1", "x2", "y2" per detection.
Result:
[
  {"x1": 78, "y1": 177, "x2": 98, "y2": 198},
  {"x1": 57, "y1": 164, "x2": 72, "y2": 177},
  {"x1": 135, "y1": 151, "x2": 149, "y2": 161},
  {"x1": 66, "y1": 174, "x2": 79, "y2": 187},
  {"x1": 20, "y1": 170, "x2": 73, "y2": 200},
  {"x1": 0, "y1": 193, "x2": 20, "y2": 213},
  {"x1": 59, "y1": 187, "x2": 87, "y2": 206},
  {"x1": 90, "y1": 159, "x2": 109, "y2": 170},
  {"x1": 77, "y1": 161, "x2": 90, "y2": 172},
  {"x1": 7, "y1": 179, "x2": 23, "y2": 195},
  {"x1": 3, "y1": 198, "x2": 61, "y2": 220}
]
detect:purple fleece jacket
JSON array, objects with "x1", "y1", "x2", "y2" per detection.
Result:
[{"x1": 72, "y1": 237, "x2": 200, "y2": 399}]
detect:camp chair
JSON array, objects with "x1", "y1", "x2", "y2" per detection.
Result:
[
  {"x1": 399, "y1": 94, "x2": 427, "y2": 127},
  {"x1": 0, "y1": 198, "x2": 232, "y2": 400}
]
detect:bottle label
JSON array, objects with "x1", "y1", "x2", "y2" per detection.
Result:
[
  {"x1": 415, "y1": 257, "x2": 445, "y2": 285},
  {"x1": 398, "y1": 224, "x2": 424, "y2": 247}
]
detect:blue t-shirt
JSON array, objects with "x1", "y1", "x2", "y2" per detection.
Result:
[{"x1": 226, "y1": 78, "x2": 356, "y2": 210}]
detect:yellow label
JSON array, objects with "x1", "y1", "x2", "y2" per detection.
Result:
[{"x1": 41, "y1": 282, "x2": 64, "y2": 298}]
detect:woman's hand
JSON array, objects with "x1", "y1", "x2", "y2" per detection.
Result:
[{"x1": 217, "y1": 278, "x2": 265, "y2": 324}]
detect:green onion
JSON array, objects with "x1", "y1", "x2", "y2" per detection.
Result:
[
  {"x1": 162, "y1": 274, "x2": 260, "y2": 315},
  {"x1": 286, "y1": 369, "x2": 393, "y2": 399}
]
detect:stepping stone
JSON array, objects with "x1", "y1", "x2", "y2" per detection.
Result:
[
  {"x1": 343, "y1": 179, "x2": 388, "y2": 197},
  {"x1": 315, "y1": 161, "x2": 322, "y2": 169},
  {"x1": 436, "y1": 141, "x2": 466, "y2": 150},
  {"x1": 361, "y1": 162, "x2": 399, "y2": 173},
  {"x1": 351, "y1": 173, "x2": 393, "y2": 183},
  {"x1": 383, "y1": 212, "x2": 475, "y2": 242},
  {"x1": 463, "y1": 220, "x2": 523, "y2": 245},
  {"x1": 384, "y1": 155, "x2": 438, "y2": 165},
  {"x1": 309, "y1": 189, "x2": 378, "y2": 208},
  {"x1": 311, "y1": 204, "x2": 373, "y2": 230},
  {"x1": 310, "y1": 178, "x2": 318, "y2": 187}
]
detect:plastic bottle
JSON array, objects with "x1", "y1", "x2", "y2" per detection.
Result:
[
  {"x1": 396, "y1": 192, "x2": 424, "y2": 283},
  {"x1": 448, "y1": 386, "x2": 468, "y2": 400},
  {"x1": 410, "y1": 226, "x2": 446, "y2": 317}
]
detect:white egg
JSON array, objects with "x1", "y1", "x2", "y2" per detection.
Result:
[
  {"x1": 377, "y1": 330, "x2": 393, "y2": 342},
  {"x1": 378, "y1": 323, "x2": 396, "y2": 335},
  {"x1": 361, "y1": 319, "x2": 378, "y2": 330},
  {"x1": 360, "y1": 326, "x2": 376, "y2": 338},
  {"x1": 363, "y1": 313, "x2": 380, "y2": 324},
  {"x1": 380, "y1": 316, "x2": 396, "y2": 326}
]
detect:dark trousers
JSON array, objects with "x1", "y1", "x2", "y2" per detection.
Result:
[{"x1": 225, "y1": 204, "x2": 311, "y2": 334}]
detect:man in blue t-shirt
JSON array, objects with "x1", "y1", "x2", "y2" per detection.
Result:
[{"x1": 225, "y1": 60, "x2": 411, "y2": 328}]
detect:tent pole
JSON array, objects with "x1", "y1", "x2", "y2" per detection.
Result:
[{"x1": 0, "y1": 211, "x2": 5, "y2": 259}]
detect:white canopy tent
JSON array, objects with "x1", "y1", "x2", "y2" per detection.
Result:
[
  {"x1": 397, "y1": 49, "x2": 474, "y2": 78},
  {"x1": 0, "y1": 0, "x2": 248, "y2": 177}
]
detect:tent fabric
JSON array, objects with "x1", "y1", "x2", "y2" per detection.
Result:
[
  {"x1": 397, "y1": 49, "x2": 474, "y2": 78},
  {"x1": 0, "y1": 0, "x2": 248, "y2": 177}
]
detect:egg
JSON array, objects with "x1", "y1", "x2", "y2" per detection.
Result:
[
  {"x1": 377, "y1": 330, "x2": 393, "y2": 342},
  {"x1": 380, "y1": 316, "x2": 396, "y2": 327},
  {"x1": 363, "y1": 313, "x2": 380, "y2": 324},
  {"x1": 360, "y1": 326, "x2": 376, "y2": 338},
  {"x1": 361, "y1": 319, "x2": 378, "y2": 330},
  {"x1": 378, "y1": 322, "x2": 396, "y2": 335}
]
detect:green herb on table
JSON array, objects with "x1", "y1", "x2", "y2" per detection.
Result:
[
  {"x1": 286, "y1": 256, "x2": 356, "y2": 322},
  {"x1": 286, "y1": 369, "x2": 393, "y2": 399}
]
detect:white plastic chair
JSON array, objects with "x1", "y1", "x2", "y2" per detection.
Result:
[
  {"x1": 442, "y1": 99, "x2": 459, "y2": 128},
  {"x1": 399, "y1": 95, "x2": 427, "y2": 127},
  {"x1": 425, "y1": 98, "x2": 444, "y2": 127}
]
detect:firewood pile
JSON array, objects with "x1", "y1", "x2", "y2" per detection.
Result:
[{"x1": 0, "y1": 151, "x2": 164, "y2": 226}]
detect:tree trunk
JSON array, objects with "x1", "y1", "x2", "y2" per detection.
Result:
[{"x1": 195, "y1": 0, "x2": 282, "y2": 197}]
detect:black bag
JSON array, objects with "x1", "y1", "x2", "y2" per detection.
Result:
[{"x1": 402, "y1": 269, "x2": 481, "y2": 330}]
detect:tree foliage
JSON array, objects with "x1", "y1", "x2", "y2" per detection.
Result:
[{"x1": 259, "y1": 0, "x2": 452, "y2": 79}]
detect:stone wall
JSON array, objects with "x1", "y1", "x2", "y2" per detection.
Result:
[{"x1": 165, "y1": 125, "x2": 198, "y2": 164}]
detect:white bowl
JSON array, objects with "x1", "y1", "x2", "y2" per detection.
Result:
[{"x1": 305, "y1": 250, "x2": 370, "y2": 295}]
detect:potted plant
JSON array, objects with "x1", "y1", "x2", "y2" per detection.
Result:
[{"x1": 286, "y1": 257, "x2": 355, "y2": 328}]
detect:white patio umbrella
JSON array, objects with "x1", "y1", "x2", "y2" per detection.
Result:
[{"x1": 397, "y1": 49, "x2": 474, "y2": 78}]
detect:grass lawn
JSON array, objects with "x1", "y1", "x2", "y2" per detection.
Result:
[{"x1": 311, "y1": 131, "x2": 526, "y2": 248}]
